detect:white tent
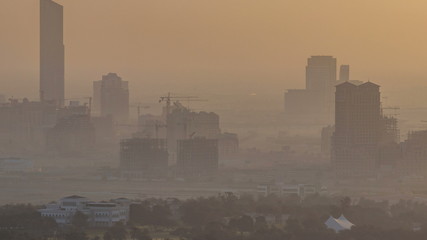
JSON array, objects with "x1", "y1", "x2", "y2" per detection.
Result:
[{"x1": 325, "y1": 215, "x2": 354, "y2": 233}]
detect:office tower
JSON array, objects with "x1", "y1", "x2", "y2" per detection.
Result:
[
  {"x1": 177, "y1": 137, "x2": 219, "y2": 177},
  {"x1": 93, "y1": 73, "x2": 129, "y2": 122},
  {"x1": 40, "y1": 0, "x2": 64, "y2": 106},
  {"x1": 120, "y1": 138, "x2": 168, "y2": 179},
  {"x1": 306, "y1": 56, "x2": 337, "y2": 114},
  {"x1": 332, "y1": 82, "x2": 381, "y2": 177},
  {"x1": 306, "y1": 56, "x2": 337, "y2": 92},
  {"x1": 339, "y1": 65, "x2": 350, "y2": 82},
  {"x1": 284, "y1": 56, "x2": 337, "y2": 123}
]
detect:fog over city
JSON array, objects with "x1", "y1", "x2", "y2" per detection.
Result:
[{"x1": 2, "y1": 1, "x2": 427, "y2": 240}]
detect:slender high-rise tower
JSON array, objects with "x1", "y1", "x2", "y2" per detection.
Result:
[
  {"x1": 40, "y1": 0, "x2": 64, "y2": 106},
  {"x1": 339, "y1": 65, "x2": 350, "y2": 82}
]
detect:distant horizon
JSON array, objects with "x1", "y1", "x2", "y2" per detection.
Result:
[{"x1": 1, "y1": 0, "x2": 427, "y2": 108}]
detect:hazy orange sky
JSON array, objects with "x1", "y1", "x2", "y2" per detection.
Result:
[{"x1": 1, "y1": 0, "x2": 427, "y2": 107}]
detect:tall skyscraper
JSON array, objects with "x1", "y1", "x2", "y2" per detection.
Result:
[
  {"x1": 40, "y1": 0, "x2": 65, "y2": 106},
  {"x1": 332, "y1": 81, "x2": 381, "y2": 178},
  {"x1": 339, "y1": 65, "x2": 350, "y2": 82},
  {"x1": 93, "y1": 73, "x2": 129, "y2": 122}
]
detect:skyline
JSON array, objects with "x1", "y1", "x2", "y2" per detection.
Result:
[
  {"x1": 3, "y1": 2, "x2": 427, "y2": 238},
  {"x1": 1, "y1": 0, "x2": 427, "y2": 107}
]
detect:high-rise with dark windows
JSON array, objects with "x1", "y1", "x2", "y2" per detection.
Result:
[
  {"x1": 332, "y1": 81, "x2": 381, "y2": 178},
  {"x1": 40, "y1": 0, "x2": 65, "y2": 106}
]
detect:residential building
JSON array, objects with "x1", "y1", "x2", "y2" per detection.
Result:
[
  {"x1": 0, "y1": 99, "x2": 57, "y2": 154},
  {"x1": 93, "y1": 73, "x2": 129, "y2": 122},
  {"x1": 332, "y1": 81, "x2": 381, "y2": 178}
]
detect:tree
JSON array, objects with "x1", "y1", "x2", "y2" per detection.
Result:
[
  {"x1": 151, "y1": 204, "x2": 172, "y2": 226},
  {"x1": 0, "y1": 204, "x2": 58, "y2": 239},
  {"x1": 229, "y1": 215, "x2": 254, "y2": 233},
  {"x1": 105, "y1": 222, "x2": 127, "y2": 240},
  {"x1": 63, "y1": 229, "x2": 88, "y2": 240},
  {"x1": 254, "y1": 216, "x2": 268, "y2": 230},
  {"x1": 285, "y1": 218, "x2": 302, "y2": 234},
  {"x1": 103, "y1": 232, "x2": 113, "y2": 240},
  {"x1": 72, "y1": 210, "x2": 89, "y2": 230},
  {"x1": 130, "y1": 227, "x2": 151, "y2": 240},
  {"x1": 340, "y1": 197, "x2": 351, "y2": 214}
]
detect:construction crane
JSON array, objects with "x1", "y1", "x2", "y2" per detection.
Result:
[
  {"x1": 129, "y1": 103, "x2": 150, "y2": 118},
  {"x1": 117, "y1": 120, "x2": 167, "y2": 139},
  {"x1": 159, "y1": 92, "x2": 203, "y2": 115}
]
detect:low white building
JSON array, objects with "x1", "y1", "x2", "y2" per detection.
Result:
[
  {"x1": 257, "y1": 183, "x2": 327, "y2": 198},
  {"x1": 39, "y1": 195, "x2": 130, "y2": 227}
]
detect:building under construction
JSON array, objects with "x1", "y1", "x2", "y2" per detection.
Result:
[
  {"x1": 177, "y1": 137, "x2": 218, "y2": 177},
  {"x1": 380, "y1": 114, "x2": 400, "y2": 144},
  {"x1": 400, "y1": 130, "x2": 427, "y2": 177},
  {"x1": 166, "y1": 102, "x2": 220, "y2": 163},
  {"x1": 120, "y1": 138, "x2": 168, "y2": 179}
]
